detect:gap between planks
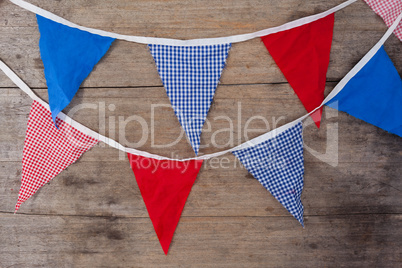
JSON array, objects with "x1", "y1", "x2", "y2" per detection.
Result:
[{"x1": 1, "y1": 211, "x2": 400, "y2": 219}]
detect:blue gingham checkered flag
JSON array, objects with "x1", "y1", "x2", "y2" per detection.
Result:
[
  {"x1": 232, "y1": 122, "x2": 305, "y2": 226},
  {"x1": 148, "y1": 44, "x2": 231, "y2": 155}
]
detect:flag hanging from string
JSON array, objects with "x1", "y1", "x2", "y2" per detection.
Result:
[
  {"x1": 148, "y1": 44, "x2": 231, "y2": 155},
  {"x1": 15, "y1": 101, "x2": 98, "y2": 212},
  {"x1": 232, "y1": 122, "x2": 305, "y2": 226},
  {"x1": 261, "y1": 14, "x2": 335, "y2": 128},
  {"x1": 326, "y1": 46, "x2": 402, "y2": 137},
  {"x1": 36, "y1": 15, "x2": 115, "y2": 127},
  {"x1": 363, "y1": 0, "x2": 402, "y2": 41},
  {"x1": 127, "y1": 153, "x2": 204, "y2": 254}
]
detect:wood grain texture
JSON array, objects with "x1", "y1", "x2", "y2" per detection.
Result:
[
  {"x1": 0, "y1": 0, "x2": 401, "y2": 267},
  {"x1": 0, "y1": 214, "x2": 401, "y2": 267}
]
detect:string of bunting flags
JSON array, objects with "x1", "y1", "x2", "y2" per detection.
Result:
[
  {"x1": 1, "y1": 0, "x2": 401, "y2": 255},
  {"x1": 10, "y1": 0, "x2": 356, "y2": 153}
]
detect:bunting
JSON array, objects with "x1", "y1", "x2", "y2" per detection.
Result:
[
  {"x1": 232, "y1": 122, "x2": 305, "y2": 226},
  {"x1": 261, "y1": 14, "x2": 335, "y2": 128},
  {"x1": 36, "y1": 15, "x2": 115, "y2": 127},
  {"x1": 1, "y1": 0, "x2": 402, "y2": 255},
  {"x1": 148, "y1": 44, "x2": 231, "y2": 155},
  {"x1": 127, "y1": 153, "x2": 203, "y2": 254},
  {"x1": 15, "y1": 101, "x2": 99, "y2": 212},
  {"x1": 326, "y1": 46, "x2": 402, "y2": 137},
  {"x1": 363, "y1": 0, "x2": 402, "y2": 41}
]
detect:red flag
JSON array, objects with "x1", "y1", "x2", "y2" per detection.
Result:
[
  {"x1": 127, "y1": 153, "x2": 203, "y2": 254},
  {"x1": 16, "y1": 101, "x2": 98, "y2": 212},
  {"x1": 261, "y1": 14, "x2": 335, "y2": 128}
]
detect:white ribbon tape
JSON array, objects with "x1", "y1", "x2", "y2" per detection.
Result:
[{"x1": 9, "y1": 0, "x2": 356, "y2": 46}]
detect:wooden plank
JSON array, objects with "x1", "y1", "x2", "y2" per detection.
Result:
[
  {"x1": 0, "y1": 214, "x2": 400, "y2": 267},
  {"x1": 1, "y1": 0, "x2": 402, "y2": 88},
  {"x1": 0, "y1": 159, "x2": 400, "y2": 216},
  {"x1": 0, "y1": 85, "x2": 401, "y2": 163}
]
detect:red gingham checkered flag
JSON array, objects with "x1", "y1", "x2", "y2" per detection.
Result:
[
  {"x1": 364, "y1": 0, "x2": 402, "y2": 41},
  {"x1": 15, "y1": 101, "x2": 98, "y2": 212}
]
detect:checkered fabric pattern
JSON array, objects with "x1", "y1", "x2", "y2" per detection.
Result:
[
  {"x1": 232, "y1": 123, "x2": 305, "y2": 226},
  {"x1": 364, "y1": 0, "x2": 402, "y2": 41},
  {"x1": 148, "y1": 44, "x2": 231, "y2": 155},
  {"x1": 15, "y1": 101, "x2": 98, "y2": 212}
]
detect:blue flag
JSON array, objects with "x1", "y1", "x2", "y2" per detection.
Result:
[
  {"x1": 326, "y1": 46, "x2": 402, "y2": 137},
  {"x1": 232, "y1": 123, "x2": 305, "y2": 226},
  {"x1": 148, "y1": 44, "x2": 231, "y2": 155},
  {"x1": 36, "y1": 15, "x2": 115, "y2": 126}
]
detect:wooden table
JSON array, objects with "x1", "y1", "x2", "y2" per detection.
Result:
[{"x1": 0, "y1": 0, "x2": 401, "y2": 266}]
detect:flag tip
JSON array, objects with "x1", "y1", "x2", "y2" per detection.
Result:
[
  {"x1": 52, "y1": 116, "x2": 60, "y2": 130},
  {"x1": 15, "y1": 201, "x2": 22, "y2": 214},
  {"x1": 160, "y1": 238, "x2": 171, "y2": 255},
  {"x1": 310, "y1": 108, "x2": 322, "y2": 128},
  {"x1": 162, "y1": 245, "x2": 169, "y2": 255}
]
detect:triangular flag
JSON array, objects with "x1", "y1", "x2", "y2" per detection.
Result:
[
  {"x1": 261, "y1": 14, "x2": 335, "y2": 128},
  {"x1": 148, "y1": 44, "x2": 231, "y2": 155},
  {"x1": 363, "y1": 0, "x2": 402, "y2": 41},
  {"x1": 15, "y1": 101, "x2": 98, "y2": 212},
  {"x1": 232, "y1": 122, "x2": 305, "y2": 226},
  {"x1": 36, "y1": 15, "x2": 115, "y2": 127},
  {"x1": 326, "y1": 46, "x2": 402, "y2": 137},
  {"x1": 127, "y1": 153, "x2": 203, "y2": 254}
]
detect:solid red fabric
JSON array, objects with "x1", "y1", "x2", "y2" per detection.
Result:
[
  {"x1": 127, "y1": 153, "x2": 203, "y2": 255},
  {"x1": 261, "y1": 14, "x2": 335, "y2": 128}
]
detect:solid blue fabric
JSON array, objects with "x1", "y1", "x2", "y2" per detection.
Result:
[
  {"x1": 232, "y1": 123, "x2": 305, "y2": 226},
  {"x1": 36, "y1": 15, "x2": 115, "y2": 127},
  {"x1": 326, "y1": 46, "x2": 402, "y2": 137}
]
